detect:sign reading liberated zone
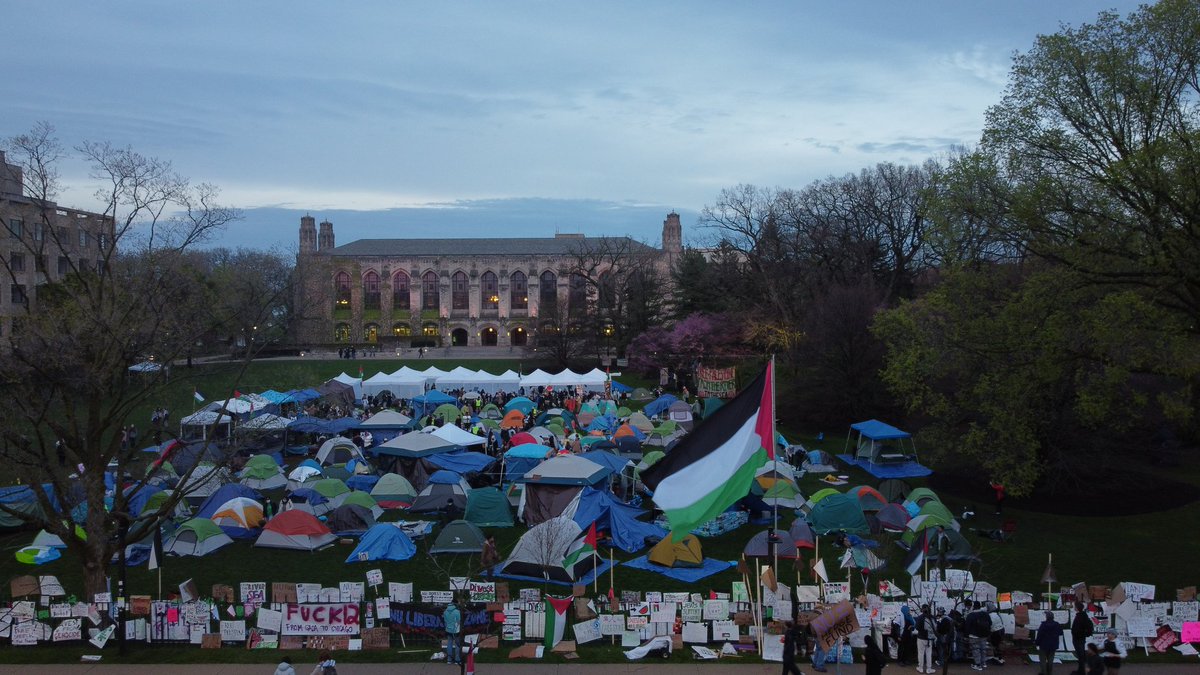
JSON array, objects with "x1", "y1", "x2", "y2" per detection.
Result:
[{"x1": 281, "y1": 604, "x2": 361, "y2": 635}]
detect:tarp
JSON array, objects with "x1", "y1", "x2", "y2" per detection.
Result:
[
  {"x1": 427, "y1": 451, "x2": 495, "y2": 475},
  {"x1": 411, "y1": 390, "x2": 457, "y2": 417},
  {"x1": 345, "y1": 524, "x2": 416, "y2": 562},
  {"x1": 570, "y1": 487, "x2": 665, "y2": 554},
  {"x1": 622, "y1": 555, "x2": 735, "y2": 582},
  {"x1": 288, "y1": 416, "x2": 360, "y2": 434},
  {"x1": 522, "y1": 455, "x2": 611, "y2": 486},
  {"x1": 643, "y1": 395, "x2": 678, "y2": 418},
  {"x1": 850, "y1": 419, "x2": 911, "y2": 440},
  {"x1": 464, "y1": 487, "x2": 514, "y2": 528}
]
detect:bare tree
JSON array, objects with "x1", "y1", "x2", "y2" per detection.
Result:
[{"x1": 0, "y1": 124, "x2": 275, "y2": 597}]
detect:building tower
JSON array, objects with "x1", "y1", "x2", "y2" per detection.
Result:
[
  {"x1": 661, "y1": 211, "x2": 682, "y2": 254},
  {"x1": 299, "y1": 214, "x2": 317, "y2": 254},
  {"x1": 318, "y1": 219, "x2": 335, "y2": 251}
]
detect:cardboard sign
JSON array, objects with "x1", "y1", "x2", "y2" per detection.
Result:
[
  {"x1": 703, "y1": 599, "x2": 729, "y2": 620},
  {"x1": 201, "y1": 633, "x2": 222, "y2": 649},
  {"x1": 469, "y1": 581, "x2": 496, "y2": 603},
  {"x1": 574, "y1": 597, "x2": 596, "y2": 620},
  {"x1": 52, "y1": 618, "x2": 82, "y2": 642},
  {"x1": 682, "y1": 621, "x2": 708, "y2": 643},
  {"x1": 365, "y1": 569, "x2": 384, "y2": 587},
  {"x1": 495, "y1": 582, "x2": 510, "y2": 604},
  {"x1": 272, "y1": 583, "x2": 298, "y2": 604},
  {"x1": 10, "y1": 576, "x2": 38, "y2": 597},
  {"x1": 811, "y1": 601, "x2": 861, "y2": 651},
  {"x1": 282, "y1": 604, "x2": 361, "y2": 635},
  {"x1": 712, "y1": 620, "x2": 738, "y2": 640},
  {"x1": 1153, "y1": 625, "x2": 1177, "y2": 652},
  {"x1": 38, "y1": 576, "x2": 65, "y2": 596},
  {"x1": 220, "y1": 620, "x2": 246, "y2": 642},
  {"x1": 278, "y1": 635, "x2": 304, "y2": 650},
  {"x1": 307, "y1": 635, "x2": 351, "y2": 651},
  {"x1": 130, "y1": 596, "x2": 151, "y2": 616},
  {"x1": 420, "y1": 590, "x2": 454, "y2": 604},
  {"x1": 681, "y1": 602, "x2": 702, "y2": 622},
  {"x1": 388, "y1": 582, "x2": 413, "y2": 603},
  {"x1": 179, "y1": 580, "x2": 199, "y2": 603},
  {"x1": 362, "y1": 626, "x2": 390, "y2": 650},
  {"x1": 240, "y1": 583, "x2": 267, "y2": 605}
]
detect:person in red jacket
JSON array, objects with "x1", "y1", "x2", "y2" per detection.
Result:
[{"x1": 989, "y1": 482, "x2": 1006, "y2": 515}]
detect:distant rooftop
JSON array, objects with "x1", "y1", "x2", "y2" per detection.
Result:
[{"x1": 329, "y1": 235, "x2": 657, "y2": 257}]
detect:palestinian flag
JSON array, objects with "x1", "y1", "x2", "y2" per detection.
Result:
[
  {"x1": 561, "y1": 524, "x2": 597, "y2": 575},
  {"x1": 543, "y1": 595, "x2": 572, "y2": 649},
  {"x1": 904, "y1": 528, "x2": 930, "y2": 576},
  {"x1": 641, "y1": 362, "x2": 775, "y2": 539}
]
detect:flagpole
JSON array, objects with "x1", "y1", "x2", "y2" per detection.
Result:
[{"x1": 770, "y1": 355, "x2": 778, "y2": 535}]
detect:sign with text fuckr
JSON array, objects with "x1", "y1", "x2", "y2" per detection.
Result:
[{"x1": 281, "y1": 604, "x2": 361, "y2": 635}]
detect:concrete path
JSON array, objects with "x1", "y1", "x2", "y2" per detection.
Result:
[{"x1": 0, "y1": 664, "x2": 1193, "y2": 674}]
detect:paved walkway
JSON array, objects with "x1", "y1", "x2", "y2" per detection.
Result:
[{"x1": 0, "y1": 664, "x2": 1193, "y2": 674}]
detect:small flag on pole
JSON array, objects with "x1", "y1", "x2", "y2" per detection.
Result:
[
  {"x1": 903, "y1": 529, "x2": 930, "y2": 577},
  {"x1": 147, "y1": 526, "x2": 163, "y2": 571},
  {"x1": 193, "y1": 389, "x2": 205, "y2": 403}
]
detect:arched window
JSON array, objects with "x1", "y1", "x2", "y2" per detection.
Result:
[
  {"x1": 392, "y1": 323, "x2": 411, "y2": 337},
  {"x1": 333, "y1": 323, "x2": 350, "y2": 342},
  {"x1": 598, "y1": 270, "x2": 616, "y2": 310},
  {"x1": 480, "y1": 271, "x2": 498, "y2": 310},
  {"x1": 422, "y1": 321, "x2": 439, "y2": 337},
  {"x1": 363, "y1": 271, "x2": 380, "y2": 310},
  {"x1": 452, "y1": 271, "x2": 469, "y2": 310},
  {"x1": 422, "y1": 271, "x2": 439, "y2": 310},
  {"x1": 334, "y1": 272, "x2": 351, "y2": 306},
  {"x1": 392, "y1": 271, "x2": 410, "y2": 310},
  {"x1": 568, "y1": 272, "x2": 587, "y2": 315},
  {"x1": 364, "y1": 323, "x2": 379, "y2": 342},
  {"x1": 510, "y1": 271, "x2": 528, "y2": 310},
  {"x1": 539, "y1": 271, "x2": 557, "y2": 311}
]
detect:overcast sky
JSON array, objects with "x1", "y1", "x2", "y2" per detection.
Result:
[{"x1": 2, "y1": 1, "x2": 1142, "y2": 249}]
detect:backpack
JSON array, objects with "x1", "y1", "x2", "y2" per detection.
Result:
[{"x1": 967, "y1": 611, "x2": 990, "y2": 637}]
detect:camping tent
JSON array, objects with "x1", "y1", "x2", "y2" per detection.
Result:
[
  {"x1": 357, "y1": 410, "x2": 417, "y2": 442},
  {"x1": 370, "y1": 473, "x2": 416, "y2": 508},
  {"x1": 431, "y1": 424, "x2": 487, "y2": 447},
  {"x1": 345, "y1": 524, "x2": 416, "y2": 562},
  {"x1": 325, "y1": 504, "x2": 376, "y2": 536},
  {"x1": 906, "y1": 487, "x2": 941, "y2": 506},
  {"x1": 647, "y1": 534, "x2": 703, "y2": 568},
  {"x1": 165, "y1": 518, "x2": 233, "y2": 556},
  {"x1": 787, "y1": 518, "x2": 817, "y2": 550},
  {"x1": 341, "y1": 491, "x2": 384, "y2": 519},
  {"x1": 316, "y1": 380, "x2": 355, "y2": 409},
  {"x1": 409, "y1": 477, "x2": 470, "y2": 513},
  {"x1": 878, "y1": 479, "x2": 912, "y2": 503},
  {"x1": 806, "y1": 493, "x2": 870, "y2": 535},
  {"x1": 761, "y1": 480, "x2": 804, "y2": 509},
  {"x1": 667, "y1": 400, "x2": 694, "y2": 431},
  {"x1": 498, "y1": 517, "x2": 596, "y2": 582},
  {"x1": 316, "y1": 437, "x2": 364, "y2": 466},
  {"x1": 743, "y1": 529, "x2": 800, "y2": 559},
  {"x1": 876, "y1": 503, "x2": 911, "y2": 531},
  {"x1": 643, "y1": 395, "x2": 678, "y2": 418},
  {"x1": 375, "y1": 432, "x2": 459, "y2": 458},
  {"x1": 500, "y1": 409, "x2": 527, "y2": 429},
  {"x1": 520, "y1": 455, "x2": 611, "y2": 526},
  {"x1": 196, "y1": 484, "x2": 263, "y2": 519},
  {"x1": 332, "y1": 372, "x2": 364, "y2": 399},
  {"x1": 465, "y1": 487, "x2": 514, "y2": 528},
  {"x1": 847, "y1": 419, "x2": 918, "y2": 464},
  {"x1": 429, "y1": 519, "x2": 487, "y2": 555},
  {"x1": 850, "y1": 485, "x2": 888, "y2": 512},
  {"x1": 254, "y1": 511, "x2": 337, "y2": 551},
  {"x1": 210, "y1": 497, "x2": 266, "y2": 539},
  {"x1": 239, "y1": 456, "x2": 286, "y2": 490}
]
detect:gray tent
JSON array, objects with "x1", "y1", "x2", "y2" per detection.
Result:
[
  {"x1": 519, "y1": 455, "x2": 611, "y2": 526},
  {"x1": 409, "y1": 479, "x2": 470, "y2": 513},
  {"x1": 429, "y1": 519, "x2": 486, "y2": 555},
  {"x1": 464, "y1": 487, "x2": 514, "y2": 528},
  {"x1": 498, "y1": 517, "x2": 596, "y2": 583},
  {"x1": 325, "y1": 504, "x2": 376, "y2": 535}
]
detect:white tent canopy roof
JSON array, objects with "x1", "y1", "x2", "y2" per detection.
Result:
[
  {"x1": 333, "y1": 373, "x2": 364, "y2": 399},
  {"x1": 432, "y1": 424, "x2": 487, "y2": 446}
]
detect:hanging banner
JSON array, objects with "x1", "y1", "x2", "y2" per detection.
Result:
[
  {"x1": 388, "y1": 603, "x2": 495, "y2": 635},
  {"x1": 696, "y1": 366, "x2": 737, "y2": 399}
]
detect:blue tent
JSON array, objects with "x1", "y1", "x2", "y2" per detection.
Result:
[
  {"x1": 297, "y1": 458, "x2": 323, "y2": 473},
  {"x1": 850, "y1": 420, "x2": 911, "y2": 440},
  {"x1": 289, "y1": 488, "x2": 329, "y2": 506},
  {"x1": 503, "y1": 444, "x2": 549, "y2": 482},
  {"x1": 643, "y1": 394, "x2": 678, "y2": 418},
  {"x1": 504, "y1": 397, "x2": 535, "y2": 414},
  {"x1": 611, "y1": 380, "x2": 632, "y2": 394},
  {"x1": 124, "y1": 485, "x2": 163, "y2": 517},
  {"x1": 427, "y1": 451, "x2": 496, "y2": 476},
  {"x1": 586, "y1": 415, "x2": 617, "y2": 433},
  {"x1": 345, "y1": 524, "x2": 417, "y2": 562},
  {"x1": 614, "y1": 436, "x2": 642, "y2": 455},
  {"x1": 195, "y1": 484, "x2": 263, "y2": 519},
  {"x1": 285, "y1": 388, "x2": 322, "y2": 403},
  {"x1": 572, "y1": 487, "x2": 666, "y2": 553},
  {"x1": 288, "y1": 416, "x2": 360, "y2": 434},
  {"x1": 412, "y1": 390, "x2": 457, "y2": 417},
  {"x1": 427, "y1": 470, "x2": 464, "y2": 485},
  {"x1": 579, "y1": 451, "x2": 632, "y2": 476}
]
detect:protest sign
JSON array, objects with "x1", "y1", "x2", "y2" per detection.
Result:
[
  {"x1": 388, "y1": 602, "x2": 494, "y2": 635},
  {"x1": 682, "y1": 622, "x2": 707, "y2": 643},
  {"x1": 1181, "y1": 621, "x2": 1200, "y2": 643},
  {"x1": 388, "y1": 582, "x2": 413, "y2": 603},
  {"x1": 272, "y1": 583, "x2": 297, "y2": 604},
  {"x1": 240, "y1": 583, "x2": 266, "y2": 606},
  {"x1": 219, "y1": 620, "x2": 246, "y2": 642},
  {"x1": 256, "y1": 608, "x2": 283, "y2": 633},
  {"x1": 281, "y1": 604, "x2": 361, "y2": 635},
  {"x1": 811, "y1": 601, "x2": 861, "y2": 651},
  {"x1": 52, "y1": 618, "x2": 81, "y2": 642},
  {"x1": 365, "y1": 569, "x2": 383, "y2": 587},
  {"x1": 600, "y1": 614, "x2": 624, "y2": 636},
  {"x1": 1153, "y1": 625, "x2": 1177, "y2": 652},
  {"x1": 469, "y1": 581, "x2": 496, "y2": 603},
  {"x1": 574, "y1": 618, "x2": 601, "y2": 644}
]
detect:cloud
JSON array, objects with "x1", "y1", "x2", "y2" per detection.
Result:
[{"x1": 856, "y1": 137, "x2": 962, "y2": 155}]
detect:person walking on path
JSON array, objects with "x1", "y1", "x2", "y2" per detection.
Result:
[
  {"x1": 309, "y1": 651, "x2": 336, "y2": 675},
  {"x1": 916, "y1": 604, "x2": 937, "y2": 674},
  {"x1": 1035, "y1": 611, "x2": 1064, "y2": 675},
  {"x1": 780, "y1": 621, "x2": 805, "y2": 675},
  {"x1": 864, "y1": 634, "x2": 887, "y2": 675},
  {"x1": 443, "y1": 598, "x2": 463, "y2": 665},
  {"x1": 273, "y1": 657, "x2": 295, "y2": 675},
  {"x1": 1101, "y1": 630, "x2": 1126, "y2": 674},
  {"x1": 1071, "y1": 601, "x2": 1094, "y2": 674}
]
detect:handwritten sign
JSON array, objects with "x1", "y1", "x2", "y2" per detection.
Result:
[
  {"x1": 812, "y1": 601, "x2": 861, "y2": 651},
  {"x1": 600, "y1": 614, "x2": 624, "y2": 636},
  {"x1": 574, "y1": 618, "x2": 601, "y2": 644},
  {"x1": 703, "y1": 599, "x2": 729, "y2": 620},
  {"x1": 366, "y1": 569, "x2": 383, "y2": 587},
  {"x1": 219, "y1": 620, "x2": 246, "y2": 642},
  {"x1": 282, "y1": 604, "x2": 361, "y2": 635},
  {"x1": 469, "y1": 581, "x2": 496, "y2": 603},
  {"x1": 52, "y1": 618, "x2": 81, "y2": 642},
  {"x1": 256, "y1": 608, "x2": 283, "y2": 633},
  {"x1": 1153, "y1": 625, "x2": 1177, "y2": 652},
  {"x1": 389, "y1": 582, "x2": 413, "y2": 603},
  {"x1": 823, "y1": 582, "x2": 850, "y2": 603},
  {"x1": 1181, "y1": 621, "x2": 1200, "y2": 643},
  {"x1": 421, "y1": 590, "x2": 454, "y2": 604},
  {"x1": 240, "y1": 582, "x2": 267, "y2": 606},
  {"x1": 339, "y1": 582, "x2": 364, "y2": 603},
  {"x1": 681, "y1": 602, "x2": 702, "y2": 622},
  {"x1": 272, "y1": 583, "x2": 298, "y2": 604}
]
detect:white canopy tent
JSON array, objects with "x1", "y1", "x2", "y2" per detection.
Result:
[
  {"x1": 238, "y1": 413, "x2": 293, "y2": 430},
  {"x1": 431, "y1": 423, "x2": 487, "y2": 447},
  {"x1": 362, "y1": 371, "x2": 426, "y2": 398},
  {"x1": 518, "y1": 369, "x2": 554, "y2": 388},
  {"x1": 179, "y1": 411, "x2": 233, "y2": 441},
  {"x1": 333, "y1": 373, "x2": 364, "y2": 399}
]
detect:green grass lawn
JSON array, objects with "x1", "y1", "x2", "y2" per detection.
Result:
[{"x1": 1, "y1": 359, "x2": 1195, "y2": 663}]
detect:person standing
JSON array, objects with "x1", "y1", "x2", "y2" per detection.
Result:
[
  {"x1": 781, "y1": 621, "x2": 804, "y2": 675},
  {"x1": 1070, "y1": 601, "x2": 1093, "y2": 674},
  {"x1": 1083, "y1": 644, "x2": 1104, "y2": 675},
  {"x1": 935, "y1": 607, "x2": 954, "y2": 675},
  {"x1": 916, "y1": 604, "x2": 937, "y2": 674},
  {"x1": 864, "y1": 634, "x2": 887, "y2": 675},
  {"x1": 1035, "y1": 611, "x2": 1063, "y2": 675},
  {"x1": 987, "y1": 602, "x2": 1005, "y2": 665},
  {"x1": 273, "y1": 657, "x2": 295, "y2": 675},
  {"x1": 965, "y1": 602, "x2": 991, "y2": 671},
  {"x1": 989, "y1": 482, "x2": 1005, "y2": 515},
  {"x1": 443, "y1": 598, "x2": 463, "y2": 665},
  {"x1": 1100, "y1": 630, "x2": 1125, "y2": 674},
  {"x1": 309, "y1": 651, "x2": 336, "y2": 675}
]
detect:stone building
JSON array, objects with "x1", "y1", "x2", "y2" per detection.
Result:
[
  {"x1": 0, "y1": 151, "x2": 114, "y2": 341},
  {"x1": 292, "y1": 212, "x2": 683, "y2": 348}
]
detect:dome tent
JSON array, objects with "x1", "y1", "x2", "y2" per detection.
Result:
[
  {"x1": 498, "y1": 517, "x2": 597, "y2": 583},
  {"x1": 647, "y1": 534, "x2": 704, "y2": 568},
  {"x1": 465, "y1": 487, "x2": 514, "y2": 528},
  {"x1": 345, "y1": 524, "x2": 417, "y2": 562},
  {"x1": 429, "y1": 519, "x2": 487, "y2": 555},
  {"x1": 370, "y1": 473, "x2": 416, "y2": 508},
  {"x1": 166, "y1": 518, "x2": 233, "y2": 557},
  {"x1": 254, "y1": 510, "x2": 336, "y2": 551}
]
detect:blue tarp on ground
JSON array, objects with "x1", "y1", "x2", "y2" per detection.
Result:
[
  {"x1": 195, "y1": 484, "x2": 263, "y2": 519},
  {"x1": 345, "y1": 524, "x2": 417, "y2": 562},
  {"x1": 643, "y1": 395, "x2": 678, "y2": 418},
  {"x1": 427, "y1": 451, "x2": 496, "y2": 476},
  {"x1": 288, "y1": 416, "x2": 360, "y2": 434},
  {"x1": 490, "y1": 557, "x2": 614, "y2": 587},
  {"x1": 850, "y1": 419, "x2": 911, "y2": 440},
  {"x1": 836, "y1": 454, "x2": 932, "y2": 479},
  {"x1": 622, "y1": 555, "x2": 736, "y2": 582},
  {"x1": 571, "y1": 487, "x2": 666, "y2": 554}
]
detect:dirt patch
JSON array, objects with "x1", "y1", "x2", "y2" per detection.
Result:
[{"x1": 928, "y1": 469, "x2": 1200, "y2": 517}]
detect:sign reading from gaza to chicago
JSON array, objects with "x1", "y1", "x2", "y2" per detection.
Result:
[{"x1": 282, "y1": 604, "x2": 362, "y2": 635}]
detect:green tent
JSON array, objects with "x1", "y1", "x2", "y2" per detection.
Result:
[
  {"x1": 806, "y1": 493, "x2": 869, "y2": 535},
  {"x1": 244, "y1": 455, "x2": 277, "y2": 471},
  {"x1": 370, "y1": 473, "x2": 416, "y2": 505},
  {"x1": 464, "y1": 487, "x2": 514, "y2": 528},
  {"x1": 481, "y1": 403, "x2": 502, "y2": 419},
  {"x1": 311, "y1": 478, "x2": 350, "y2": 499},
  {"x1": 917, "y1": 500, "x2": 955, "y2": 524},
  {"x1": 166, "y1": 518, "x2": 233, "y2": 556},
  {"x1": 616, "y1": 406, "x2": 632, "y2": 418},
  {"x1": 631, "y1": 387, "x2": 653, "y2": 401},
  {"x1": 546, "y1": 422, "x2": 566, "y2": 438},
  {"x1": 762, "y1": 480, "x2": 803, "y2": 509},
  {"x1": 429, "y1": 519, "x2": 486, "y2": 555},
  {"x1": 649, "y1": 420, "x2": 677, "y2": 437},
  {"x1": 900, "y1": 513, "x2": 955, "y2": 546},
  {"x1": 807, "y1": 487, "x2": 842, "y2": 508},
  {"x1": 433, "y1": 403, "x2": 462, "y2": 423},
  {"x1": 906, "y1": 487, "x2": 941, "y2": 506},
  {"x1": 480, "y1": 418, "x2": 500, "y2": 430},
  {"x1": 342, "y1": 491, "x2": 381, "y2": 513},
  {"x1": 702, "y1": 398, "x2": 725, "y2": 419}
]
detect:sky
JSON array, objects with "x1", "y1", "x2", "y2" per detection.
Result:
[{"x1": 2, "y1": 1, "x2": 1144, "y2": 250}]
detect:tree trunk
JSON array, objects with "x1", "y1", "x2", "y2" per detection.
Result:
[{"x1": 82, "y1": 554, "x2": 110, "y2": 600}]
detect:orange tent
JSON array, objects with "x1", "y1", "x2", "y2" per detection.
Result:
[{"x1": 501, "y1": 409, "x2": 526, "y2": 429}]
